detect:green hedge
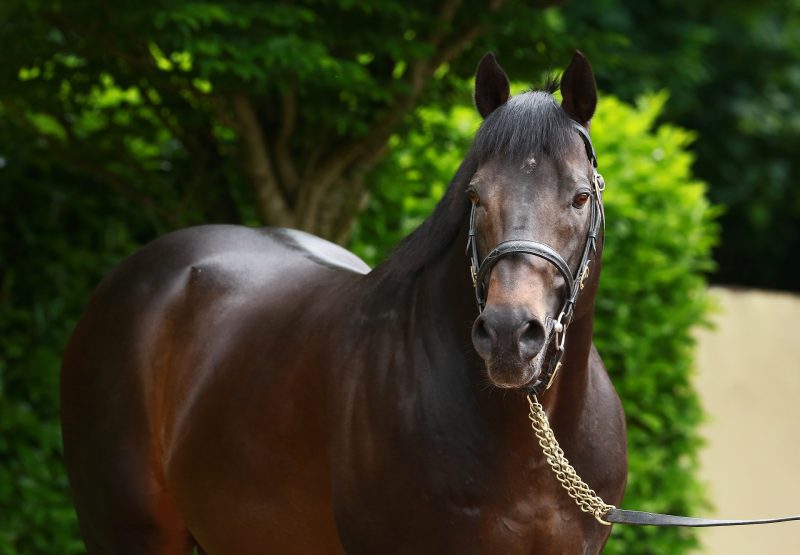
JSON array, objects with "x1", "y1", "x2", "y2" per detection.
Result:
[
  {"x1": 593, "y1": 92, "x2": 717, "y2": 553},
  {"x1": 0, "y1": 171, "x2": 142, "y2": 554},
  {"x1": 352, "y1": 90, "x2": 718, "y2": 554}
]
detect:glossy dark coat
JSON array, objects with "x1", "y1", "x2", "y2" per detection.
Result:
[{"x1": 61, "y1": 52, "x2": 627, "y2": 554}]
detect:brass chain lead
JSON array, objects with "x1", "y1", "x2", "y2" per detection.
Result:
[{"x1": 527, "y1": 394, "x2": 615, "y2": 525}]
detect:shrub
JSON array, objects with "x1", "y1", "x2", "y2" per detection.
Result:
[
  {"x1": 593, "y1": 92, "x2": 717, "y2": 553},
  {"x1": 352, "y1": 90, "x2": 718, "y2": 554},
  {"x1": 0, "y1": 173, "x2": 143, "y2": 554}
]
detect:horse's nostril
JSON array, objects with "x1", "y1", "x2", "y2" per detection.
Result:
[
  {"x1": 471, "y1": 316, "x2": 494, "y2": 360},
  {"x1": 518, "y1": 320, "x2": 545, "y2": 361}
]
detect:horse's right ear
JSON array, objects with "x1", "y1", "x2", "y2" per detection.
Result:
[{"x1": 474, "y1": 53, "x2": 510, "y2": 119}]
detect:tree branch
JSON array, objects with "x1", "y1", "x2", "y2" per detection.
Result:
[
  {"x1": 273, "y1": 87, "x2": 300, "y2": 196},
  {"x1": 231, "y1": 93, "x2": 295, "y2": 227},
  {"x1": 71, "y1": 157, "x2": 180, "y2": 225},
  {"x1": 428, "y1": 0, "x2": 464, "y2": 49},
  {"x1": 307, "y1": 8, "x2": 497, "y2": 175},
  {"x1": 297, "y1": 0, "x2": 509, "y2": 236}
]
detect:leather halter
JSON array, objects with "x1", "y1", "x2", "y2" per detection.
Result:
[{"x1": 466, "y1": 123, "x2": 605, "y2": 394}]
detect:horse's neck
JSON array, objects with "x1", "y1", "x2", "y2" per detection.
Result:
[
  {"x1": 411, "y1": 225, "x2": 477, "y2": 338},
  {"x1": 543, "y1": 309, "x2": 596, "y2": 416}
]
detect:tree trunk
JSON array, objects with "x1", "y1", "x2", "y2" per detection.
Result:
[{"x1": 227, "y1": 0, "x2": 517, "y2": 244}]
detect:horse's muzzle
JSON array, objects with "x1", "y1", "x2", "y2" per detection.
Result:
[{"x1": 472, "y1": 306, "x2": 547, "y2": 388}]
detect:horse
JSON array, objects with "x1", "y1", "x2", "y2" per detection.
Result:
[{"x1": 61, "y1": 51, "x2": 628, "y2": 554}]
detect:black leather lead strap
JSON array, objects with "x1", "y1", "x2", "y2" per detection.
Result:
[{"x1": 605, "y1": 508, "x2": 800, "y2": 528}]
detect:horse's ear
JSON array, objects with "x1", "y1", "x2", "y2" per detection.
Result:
[
  {"x1": 474, "y1": 52, "x2": 510, "y2": 118},
  {"x1": 561, "y1": 50, "x2": 597, "y2": 128}
]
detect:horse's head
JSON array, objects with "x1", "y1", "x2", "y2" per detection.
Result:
[{"x1": 467, "y1": 51, "x2": 603, "y2": 391}]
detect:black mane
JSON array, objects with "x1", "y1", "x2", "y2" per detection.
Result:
[{"x1": 373, "y1": 88, "x2": 576, "y2": 283}]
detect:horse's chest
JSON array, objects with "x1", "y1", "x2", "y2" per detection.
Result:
[
  {"x1": 330, "y1": 363, "x2": 624, "y2": 553},
  {"x1": 334, "y1": 451, "x2": 608, "y2": 554}
]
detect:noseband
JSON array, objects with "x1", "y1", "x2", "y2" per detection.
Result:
[{"x1": 465, "y1": 123, "x2": 605, "y2": 395}]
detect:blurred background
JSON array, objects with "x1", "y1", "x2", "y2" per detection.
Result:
[{"x1": 1, "y1": 1, "x2": 799, "y2": 553}]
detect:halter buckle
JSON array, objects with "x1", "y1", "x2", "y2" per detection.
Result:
[{"x1": 578, "y1": 261, "x2": 591, "y2": 290}]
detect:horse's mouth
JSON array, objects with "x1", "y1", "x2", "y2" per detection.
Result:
[{"x1": 485, "y1": 330, "x2": 552, "y2": 389}]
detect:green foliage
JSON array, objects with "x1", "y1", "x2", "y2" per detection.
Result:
[
  {"x1": 0, "y1": 0, "x2": 563, "y2": 234},
  {"x1": 669, "y1": 2, "x2": 800, "y2": 291},
  {"x1": 593, "y1": 93, "x2": 718, "y2": 553},
  {"x1": 0, "y1": 2, "x2": 720, "y2": 553},
  {"x1": 352, "y1": 91, "x2": 718, "y2": 554},
  {"x1": 7, "y1": 0, "x2": 793, "y2": 291},
  {"x1": 0, "y1": 150, "x2": 147, "y2": 553},
  {"x1": 559, "y1": 0, "x2": 800, "y2": 291},
  {"x1": 350, "y1": 104, "x2": 480, "y2": 262}
]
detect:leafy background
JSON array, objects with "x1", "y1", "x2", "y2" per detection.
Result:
[{"x1": 1, "y1": 0, "x2": 794, "y2": 553}]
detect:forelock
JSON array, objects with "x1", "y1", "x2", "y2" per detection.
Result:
[{"x1": 472, "y1": 91, "x2": 576, "y2": 163}]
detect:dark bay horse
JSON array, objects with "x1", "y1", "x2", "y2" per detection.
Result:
[{"x1": 61, "y1": 51, "x2": 627, "y2": 554}]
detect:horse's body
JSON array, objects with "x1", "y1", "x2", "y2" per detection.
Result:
[{"x1": 62, "y1": 53, "x2": 628, "y2": 554}]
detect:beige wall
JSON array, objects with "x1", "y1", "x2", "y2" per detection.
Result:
[{"x1": 693, "y1": 287, "x2": 800, "y2": 554}]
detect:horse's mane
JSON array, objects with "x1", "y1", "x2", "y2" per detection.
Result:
[{"x1": 372, "y1": 87, "x2": 576, "y2": 283}]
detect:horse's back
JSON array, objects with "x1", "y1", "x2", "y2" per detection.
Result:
[
  {"x1": 63, "y1": 224, "x2": 367, "y2": 401},
  {"x1": 61, "y1": 225, "x2": 363, "y2": 554}
]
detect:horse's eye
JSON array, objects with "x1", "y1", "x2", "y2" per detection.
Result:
[
  {"x1": 572, "y1": 192, "x2": 590, "y2": 208},
  {"x1": 467, "y1": 188, "x2": 480, "y2": 206}
]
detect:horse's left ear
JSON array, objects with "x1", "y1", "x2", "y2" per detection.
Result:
[
  {"x1": 474, "y1": 52, "x2": 511, "y2": 118},
  {"x1": 561, "y1": 50, "x2": 597, "y2": 128}
]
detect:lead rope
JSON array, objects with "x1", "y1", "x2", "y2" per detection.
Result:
[
  {"x1": 527, "y1": 394, "x2": 614, "y2": 525},
  {"x1": 528, "y1": 393, "x2": 800, "y2": 528}
]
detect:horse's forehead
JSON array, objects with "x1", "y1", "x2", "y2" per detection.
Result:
[{"x1": 476, "y1": 152, "x2": 579, "y2": 194}]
